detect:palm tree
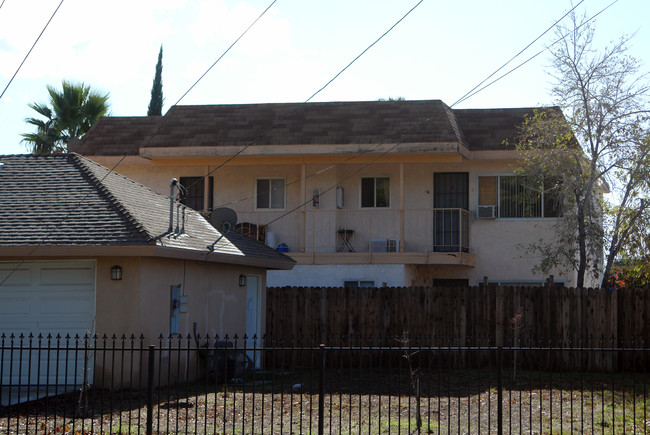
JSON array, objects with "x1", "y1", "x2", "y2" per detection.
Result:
[
  {"x1": 21, "y1": 103, "x2": 63, "y2": 154},
  {"x1": 22, "y1": 81, "x2": 110, "y2": 153}
]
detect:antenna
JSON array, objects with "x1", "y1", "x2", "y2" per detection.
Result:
[{"x1": 207, "y1": 207, "x2": 238, "y2": 251}]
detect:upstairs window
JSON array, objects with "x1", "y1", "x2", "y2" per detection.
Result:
[
  {"x1": 500, "y1": 175, "x2": 543, "y2": 218},
  {"x1": 256, "y1": 178, "x2": 285, "y2": 209},
  {"x1": 361, "y1": 177, "x2": 390, "y2": 208},
  {"x1": 179, "y1": 176, "x2": 213, "y2": 213},
  {"x1": 478, "y1": 175, "x2": 561, "y2": 218}
]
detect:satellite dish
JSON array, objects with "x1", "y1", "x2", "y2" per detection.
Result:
[{"x1": 210, "y1": 207, "x2": 238, "y2": 234}]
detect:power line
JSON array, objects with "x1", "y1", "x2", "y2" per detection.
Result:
[
  {"x1": 213, "y1": 2, "x2": 599, "y2": 212},
  {"x1": 1, "y1": 1, "x2": 277, "y2": 287},
  {"x1": 454, "y1": 0, "x2": 618, "y2": 107},
  {"x1": 260, "y1": 3, "x2": 619, "y2": 227},
  {"x1": 184, "y1": 0, "x2": 425, "y2": 193},
  {"x1": 140, "y1": 0, "x2": 279, "y2": 152},
  {"x1": 450, "y1": 0, "x2": 585, "y2": 108},
  {"x1": 263, "y1": 111, "x2": 447, "y2": 227},
  {"x1": 172, "y1": 0, "x2": 278, "y2": 107},
  {"x1": 0, "y1": 0, "x2": 65, "y2": 101}
]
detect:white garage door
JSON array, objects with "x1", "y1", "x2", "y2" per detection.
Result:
[{"x1": 0, "y1": 260, "x2": 96, "y2": 405}]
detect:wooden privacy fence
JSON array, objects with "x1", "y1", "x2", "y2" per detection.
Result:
[{"x1": 266, "y1": 286, "x2": 650, "y2": 347}]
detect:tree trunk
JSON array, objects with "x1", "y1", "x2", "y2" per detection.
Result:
[{"x1": 576, "y1": 205, "x2": 587, "y2": 288}]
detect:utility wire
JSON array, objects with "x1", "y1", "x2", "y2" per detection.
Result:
[
  {"x1": 455, "y1": 0, "x2": 618, "y2": 107},
  {"x1": 172, "y1": 0, "x2": 278, "y2": 107},
  {"x1": 140, "y1": 0, "x2": 279, "y2": 151},
  {"x1": 214, "y1": 1, "x2": 597, "y2": 212},
  {"x1": 263, "y1": 110, "x2": 447, "y2": 227},
  {"x1": 450, "y1": 0, "x2": 584, "y2": 108},
  {"x1": 0, "y1": 154, "x2": 127, "y2": 288},
  {"x1": 261, "y1": 2, "x2": 617, "y2": 227},
  {"x1": 0, "y1": 0, "x2": 65, "y2": 101},
  {"x1": 0, "y1": 1, "x2": 279, "y2": 285},
  {"x1": 184, "y1": 0, "x2": 425, "y2": 194},
  {"x1": 0, "y1": 1, "x2": 276, "y2": 286}
]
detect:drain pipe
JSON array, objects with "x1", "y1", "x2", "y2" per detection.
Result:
[{"x1": 169, "y1": 178, "x2": 178, "y2": 233}]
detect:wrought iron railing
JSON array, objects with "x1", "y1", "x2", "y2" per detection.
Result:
[{"x1": 1, "y1": 333, "x2": 648, "y2": 434}]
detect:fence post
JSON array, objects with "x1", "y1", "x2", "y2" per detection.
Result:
[
  {"x1": 146, "y1": 345, "x2": 155, "y2": 435},
  {"x1": 318, "y1": 343, "x2": 325, "y2": 435},
  {"x1": 497, "y1": 345, "x2": 503, "y2": 435}
]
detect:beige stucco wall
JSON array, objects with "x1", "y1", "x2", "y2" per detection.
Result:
[
  {"x1": 97, "y1": 157, "x2": 579, "y2": 287},
  {"x1": 93, "y1": 256, "x2": 266, "y2": 340},
  {"x1": 92, "y1": 255, "x2": 267, "y2": 387}
]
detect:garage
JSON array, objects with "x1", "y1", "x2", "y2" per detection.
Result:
[{"x1": 0, "y1": 260, "x2": 96, "y2": 405}]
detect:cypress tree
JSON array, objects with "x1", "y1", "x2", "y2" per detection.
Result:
[{"x1": 147, "y1": 46, "x2": 164, "y2": 116}]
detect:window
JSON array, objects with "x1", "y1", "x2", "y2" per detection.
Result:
[
  {"x1": 478, "y1": 175, "x2": 560, "y2": 218},
  {"x1": 179, "y1": 177, "x2": 213, "y2": 213},
  {"x1": 256, "y1": 178, "x2": 285, "y2": 209},
  {"x1": 361, "y1": 177, "x2": 390, "y2": 208}
]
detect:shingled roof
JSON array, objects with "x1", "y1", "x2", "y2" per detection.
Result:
[
  {"x1": 74, "y1": 100, "x2": 471, "y2": 155},
  {"x1": 73, "y1": 100, "x2": 563, "y2": 157},
  {"x1": 0, "y1": 154, "x2": 294, "y2": 269},
  {"x1": 453, "y1": 107, "x2": 565, "y2": 151}
]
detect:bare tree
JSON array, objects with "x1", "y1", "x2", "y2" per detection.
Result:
[{"x1": 515, "y1": 13, "x2": 650, "y2": 288}]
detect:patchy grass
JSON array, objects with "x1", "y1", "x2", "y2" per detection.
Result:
[{"x1": 0, "y1": 368, "x2": 648, "y2": 433}]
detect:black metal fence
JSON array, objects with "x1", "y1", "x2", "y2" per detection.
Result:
[{"x1": 1, "y1": 333, "x2": 649, "y2": 434}]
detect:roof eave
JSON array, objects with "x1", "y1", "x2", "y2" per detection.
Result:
[{"x1": 0, "y1": 245, "x2": 296, "y2": 270}]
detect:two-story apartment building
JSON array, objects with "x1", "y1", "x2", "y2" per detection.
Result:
[{"x1": 72, "y1": 100, "x2": 581, "y2": 288}]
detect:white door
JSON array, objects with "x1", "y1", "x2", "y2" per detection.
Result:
[
  {"x1": 0, "y1": 260, "x2": 96, "y2": 405},
  {"x1": 245, "y1": 275, "x2": 261, "y2": 369}
]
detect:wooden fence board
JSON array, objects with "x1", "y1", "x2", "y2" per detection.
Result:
[{"x1": 267, "y1": 285, "x2": 649, "y2": 351}]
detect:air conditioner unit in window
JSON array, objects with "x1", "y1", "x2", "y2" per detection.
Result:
[{"x1": 477, "y1": 205, "x2": 497, "y2": 219}]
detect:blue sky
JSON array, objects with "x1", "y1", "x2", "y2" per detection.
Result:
[{"x1": 1, "y1": 0, "x2": 648, "y2": 155}]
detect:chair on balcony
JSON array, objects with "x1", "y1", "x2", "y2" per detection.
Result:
[{"x1": 235, "y1": 222, "x2": 266, "y2": 244}]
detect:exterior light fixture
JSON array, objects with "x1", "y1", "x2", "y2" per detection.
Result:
[
  {"x1": 239, "y1": 274, "x2": 247, "y2": 287},
  {"x1": 111, "y1": 265, "x2": 123, "y2": 281}
]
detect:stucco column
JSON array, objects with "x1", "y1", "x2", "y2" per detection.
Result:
[
  {"x1": 399, "y1": 162, "x2": 404, "y2": 252},
  {"x1": 300, "y1": 163, "x2": 306, "y2": 252},
  {"x1": 203, "y1": 167, "x2": 210, "y2": 213}
]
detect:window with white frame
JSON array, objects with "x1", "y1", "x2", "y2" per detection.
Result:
[
  {"x1": 478, "y1": 175, "x2": 561, "y2": 218},
  {"x1": 256, "y1": 178, "x2": 285, "y2": 209},
  {"x1": 361, "y1": 177, "x2": 390, "y2": 208}
]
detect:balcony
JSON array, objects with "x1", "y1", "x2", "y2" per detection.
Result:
[{"x1": 236, "y1": 208, "x2": 474, "y2": 266}]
